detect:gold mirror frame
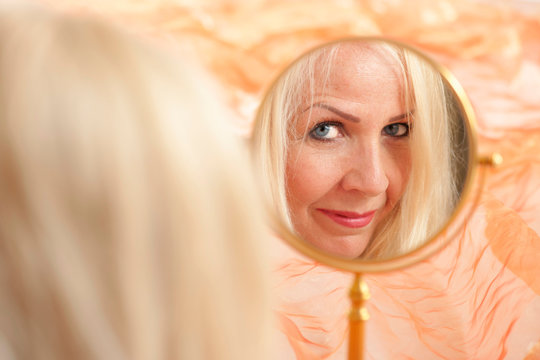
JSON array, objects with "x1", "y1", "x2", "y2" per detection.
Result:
[
  {"x1": 256, "y1": 36, "x2": 502, "y2": 359},
  {"x1": 260, "y1": 36, "x2": 485, "y2": 274}
]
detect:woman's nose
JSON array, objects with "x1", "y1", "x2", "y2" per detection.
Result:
[{"x1": 339, "y1": 142, "x2": 389, "y2": 196}]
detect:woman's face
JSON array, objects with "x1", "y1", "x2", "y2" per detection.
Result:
[{"x1": 285, "y1": 44, "x2": 412, "y2": 258}]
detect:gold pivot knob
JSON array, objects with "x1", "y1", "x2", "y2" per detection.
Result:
[{"x1": 478, "y1": 153, "x2": 503, "y2": 167}]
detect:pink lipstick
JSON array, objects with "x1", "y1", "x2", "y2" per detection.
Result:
[{"x1": 317, "y1": 209, "x2": 376, "y2": 228}]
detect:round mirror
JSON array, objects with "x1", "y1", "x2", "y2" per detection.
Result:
[{"x1": 251, "y1": 37, "x2": 480, "y2": 273}]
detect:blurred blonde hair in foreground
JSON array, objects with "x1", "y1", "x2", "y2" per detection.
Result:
[{"x1": 0, "y1": 4, "x2": 270, "y2": 360}]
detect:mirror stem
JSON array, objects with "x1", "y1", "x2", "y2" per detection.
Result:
[{"x1": 348, "y1": 273, "x2": 370, "y2": 360}]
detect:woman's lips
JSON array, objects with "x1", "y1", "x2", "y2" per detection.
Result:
[{"x1": 317, "y1": 209, "x2": 376, "y2": 228}]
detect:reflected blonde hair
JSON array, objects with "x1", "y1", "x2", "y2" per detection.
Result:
[
  {"x1": 0, "y1": 5, "x2": 270, "y2": 360},
  {"x1": 251, "y1": 39, "x2": 466, "y2": 260}
]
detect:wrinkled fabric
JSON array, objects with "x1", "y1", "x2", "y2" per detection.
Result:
[{"x1": 34, "y1": 0, "x2": 540, "y2": 358}]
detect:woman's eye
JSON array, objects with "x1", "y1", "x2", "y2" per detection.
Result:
[
  {"x1": 309, "y1": 122, "x2": 342, "y2": 140},
  {"x1": 383, "y1": 123, "x2": 409, "y2": 137}
]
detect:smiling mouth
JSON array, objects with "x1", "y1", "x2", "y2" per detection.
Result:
[{"x1": 317, "y1": 209, "x2": 376, "y2": 229}]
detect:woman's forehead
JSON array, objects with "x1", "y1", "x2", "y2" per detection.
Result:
[
  {"x1": 294, "y1": 43, "x2": 406, "y2": 110},
  {"x1": 313, "y1": 42, "x2": 403, "y2": 86}
]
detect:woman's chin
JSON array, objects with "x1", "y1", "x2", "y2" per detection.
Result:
[{"x1": 304, "y1": 233, "x2": 370, "y2": 259}]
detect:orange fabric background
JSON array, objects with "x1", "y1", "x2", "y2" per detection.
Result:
[{"x1": 35, "y1": 0, "x2": 540, "y2": 358}]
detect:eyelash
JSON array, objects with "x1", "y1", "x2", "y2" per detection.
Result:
[
  {"x1": 307, "y1": 120, "x2": 412, "y2": 142},
  {"x1": 382, "y1": 122, "x2": 410, "y2": 138},
  {"x1": 308, "y1": 120, "x2": 344, "y2": 141}
]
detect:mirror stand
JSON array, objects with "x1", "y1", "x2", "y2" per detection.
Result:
[
  {"x1": 254, "y1": 36, "x2": 505, "y2": 360},
  {"x1": 348, "y1": 273, "x2": 371, "y2": 360},
  {"x1": 344, "y1": 151, "x2": 504, "y2": 360}
]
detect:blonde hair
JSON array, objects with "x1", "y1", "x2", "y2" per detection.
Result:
[
  {"x1": 251, "y1": 39, "x2": 466, "y2": 260},
  {"x1": 0, "y1": 5, "x2": 270, "y2": 360}
]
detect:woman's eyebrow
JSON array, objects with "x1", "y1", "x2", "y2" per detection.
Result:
[
  {"x1": 388, "y1": 110, "x2": 414, "y2": 122},
  {"x1": 304, "y1": 103, "x2": 414, "y2": 123},
  {"x1": 308, "y1": 102, "x2": 360, "y2": 123}
]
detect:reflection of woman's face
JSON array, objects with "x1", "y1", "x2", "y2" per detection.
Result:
[{"x1": 285, "y1": 45, "x2": 412, "y2": 258}]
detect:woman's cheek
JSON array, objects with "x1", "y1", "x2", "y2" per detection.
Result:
[
  {"x1": 286, "y1": 148, "x2": 343, "y2": 204},
  {"x1": 385, "y1": 149, "x2": 412, "y2": 204}
]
